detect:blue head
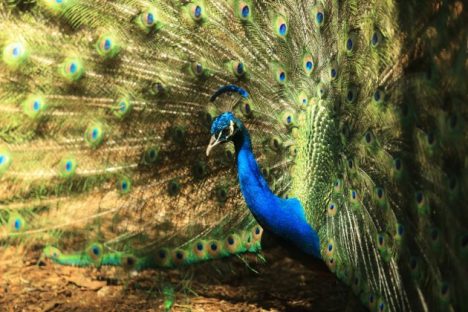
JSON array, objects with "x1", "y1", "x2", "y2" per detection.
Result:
[{"x1": 206, "y1": 112, "x2": 242, "y2": 156}]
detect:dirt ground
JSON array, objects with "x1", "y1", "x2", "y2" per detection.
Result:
[{"x1": 0, "y1": 246, "x2": 365, "y2": 312}]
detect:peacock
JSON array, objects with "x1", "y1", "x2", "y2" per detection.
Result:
[{"x1": 0, "y1": 0, "x2": 466, "y2": 310}]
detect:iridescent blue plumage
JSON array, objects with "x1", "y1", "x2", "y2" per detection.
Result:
[
  {"x1": 1, "y1": 1, "x2": 466, "y2": 310},
  {"x1": 208, "y1": 111, "x2": 321, "y2": 258},
  {"x1": 210, "y1": 85, "x2": 249, "y2": 102}
]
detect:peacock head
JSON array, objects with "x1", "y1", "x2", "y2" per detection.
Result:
[{"x1": 206, "y1": 112, "x2": 242, "y2": 156}]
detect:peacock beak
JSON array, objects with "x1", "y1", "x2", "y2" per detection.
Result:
[{"x1": 206, "y1": 135, "x2": 221, "y2": 156}]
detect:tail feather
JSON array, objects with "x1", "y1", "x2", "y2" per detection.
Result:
[{"x1": 0, "y1": 0, "x2": 467, "y2": 311}]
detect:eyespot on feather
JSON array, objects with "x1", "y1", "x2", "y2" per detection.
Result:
[
  {"x1": 273, "y1": 15, "x2": 288, "y2": 38},
  {"x1": 2, "y1": 42, "x2": 28, "y2": 68}
]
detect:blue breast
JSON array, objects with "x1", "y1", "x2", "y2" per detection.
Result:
[{"x1": 234, "y1": 126, "x2": 321, "y2": 258}]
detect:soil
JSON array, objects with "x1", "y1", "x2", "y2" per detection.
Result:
[{"x1": 0, "y1": 246, "x2": 365, "y2": 312}]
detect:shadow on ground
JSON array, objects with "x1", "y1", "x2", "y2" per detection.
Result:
[{"x1": 0, "y1": 245, "x2": 365, "y2": 311}]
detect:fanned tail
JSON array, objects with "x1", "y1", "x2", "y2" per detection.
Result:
[
  {"x1": 291, "y1": 1, "x2": 467, "y2": 311},
  {"x1": 0, "y1": 0, "x2": 296, "y2": 269},
  {"x1": 0, "y1": 0, "x2": 466, "y2": 311}
]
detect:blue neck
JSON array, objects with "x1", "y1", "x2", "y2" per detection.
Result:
[{"x1": 233, "y1": 125, "x2": 321, "y2": 258}]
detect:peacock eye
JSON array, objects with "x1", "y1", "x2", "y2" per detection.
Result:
[{"x1": 221, "y1": 128, "x2": 230, "y2": 137}]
